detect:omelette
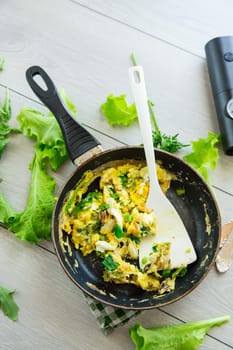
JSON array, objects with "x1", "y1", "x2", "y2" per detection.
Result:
[{"x1": 59, "y1": 161, "x2": 187, "y2": 294}]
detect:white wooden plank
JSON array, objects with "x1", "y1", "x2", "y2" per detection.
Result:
[{"x1": 79, "y1": 0, "x2": 233, "y2": 57}]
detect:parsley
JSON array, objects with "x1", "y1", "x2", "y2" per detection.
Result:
[
  {"x1": 132, "y1": 53, "x2": 189, "y2": 153},
  {"x1": 148, "y1": 100, "x2": 189, "y2": 153},
  {"x1": 0, "y1": 287, "x2": 19, "y2": 321},
  {"x1": 102, "y1": 255, "x2": 120, "y2": 271}
]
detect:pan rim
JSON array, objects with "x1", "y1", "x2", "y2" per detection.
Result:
[{"x1": 51, "y1": 146, "x2": 221, "y2": 310}]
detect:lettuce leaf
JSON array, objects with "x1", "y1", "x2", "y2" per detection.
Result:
[
  {"x1": 183, "y1": 132, "x2": 220, "y2": 183},
  {"x1": 17, "y1": 108, "x2": 68, "y2": 171},
  {"x1": 0, "y1": 89, "x2": 12, "y2": 157},
  {"x1": 9, "y1": 151, "x2": 56, "y2": 243},
  {"x1": 129, "y1": 316, "x2": 230, "y2": 350},
  {"x1": 0, "y1": 56, "x2": 4, "y2": 71},
  {"x1": 0, "y1": 192, "x2": 16, "y2": 225},
  {"x1": 0, "y1": 287, "x2": 19, "y2": 321},
  {"x1": 101, "y1": 94, "x2": 137, "y2": 126},
  {"x1": 6, "y1": 89, "x2": 78, "y2": 243}
]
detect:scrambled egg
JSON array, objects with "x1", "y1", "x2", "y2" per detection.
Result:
[{"x1": 60, "y1": 161, "x2": 185, "y2": 294}]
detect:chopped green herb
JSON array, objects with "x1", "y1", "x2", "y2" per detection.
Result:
[
  {"x1": 141, "y1": 257, "x2": 148, "y2": 265},
  {"x1": 128, "y1": 235, "x2": 140, "y2": 244},
  {"x1": 176, "y1": 187, "x2": 185, "y2": 196},
  {"x1": 152, "y1": 245, "x2": 158, "y2": 252},
  {"x1": 124, "y1": 214, "x2": 133, "y2": 223},
  {"x1": 98, "y1": 203, "x2": 110, "y2": 211},
  {"x1": 72, "y1": 191, "x2": 101, "y2": 215},
  {"x1": 113, "y1": 224, "x2": 124, "y2": 238},
  {"x1": 162, "y1": 269, "x2": 171, "y2": 277},
  {"x1": 108, "y1": 186, "x2": 119, "y2": 200},
  {"x1": 102, "y1": 254, "x2": 120, "y2": 271},
  {"x1": 119, "y1": 173, "x2": 128, "y2": 187},
  {"x1": 172, "y1": 266, "x2": 188, "y2": 278},
  {"x1": 140, "y1": 225, "x2": 150, "y2": 236}
]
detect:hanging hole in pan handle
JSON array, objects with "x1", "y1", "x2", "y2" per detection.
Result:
[
  {"x1": 26, "y1": 66, "x2": 57, "y2": 100},
  {"x1": 26, "y1": 66, "x2": 68, "y2": 118}
]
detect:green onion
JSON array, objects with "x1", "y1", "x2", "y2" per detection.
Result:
[
  {"x1": 98, "y1": 203, "x2": 110, "y2": 211},
  {"x1": 141, "y1": 257, "x2": 148, "y2": 265},
  {"x1": 113, "y1": 224, "x2": 124, "y2": 238},
  {"x1": 119, "y1": 174, "x2": 128, "y2": 187},
  {"x1": 124, "y1": 214, "x2": 133, "y2": 223},
  {"x1": 162, "y1": 269, "x2": 171, "y2": 277},
  {"x1": 102, "y1": 255, "x2": 120, "y2": 271},
  {"x1": 128, "y1": 235, "x2": 140, "y2": 244}
]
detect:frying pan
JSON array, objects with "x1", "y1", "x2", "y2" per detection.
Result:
[{"x1": 26, "y1": 66, "x2": 221, "y2": 310}]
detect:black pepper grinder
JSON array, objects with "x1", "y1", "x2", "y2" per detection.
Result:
[{"x1": 205, "y1": 36, "x2": 233, "y2": 155}]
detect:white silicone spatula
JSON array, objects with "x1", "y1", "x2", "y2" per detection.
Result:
[{"x1": 128, "y1": 66, "x2": 197, "y2": 269}]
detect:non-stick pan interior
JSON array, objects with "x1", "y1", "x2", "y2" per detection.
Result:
[{"x1": 52, "y1": 146, "x2": 221, "y2": 310}]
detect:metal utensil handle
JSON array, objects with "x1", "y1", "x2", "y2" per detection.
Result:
[{"x1": 26, "y1": 66, "x2": 101, "y2": 162}]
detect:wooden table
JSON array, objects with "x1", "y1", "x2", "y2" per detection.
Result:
[{"x1": 1, "y1": 1, "x2": 233, "y2": 349}]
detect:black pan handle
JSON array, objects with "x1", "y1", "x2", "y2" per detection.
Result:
[{"x1": 26, "y1": 66, "x2": 101, "y2": 162}]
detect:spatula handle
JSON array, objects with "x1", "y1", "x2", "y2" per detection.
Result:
[{"x1": 128, "y1": 66, "x2": 160, "y2": 195}]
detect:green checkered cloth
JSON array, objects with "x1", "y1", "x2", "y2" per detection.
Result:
[{"x1": 84, "y1": 294, "x2": 141, "y2": 334}]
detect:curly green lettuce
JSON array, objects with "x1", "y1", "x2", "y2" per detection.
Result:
[
  {"x1": 0, "y1": 192, "x2": 16, "y2": 225},
  {"x1": 0, "y1": 89, "x2": 12, "y2": 157},
  {"x1": 17, "y1": 108, "x2": 68, "y2": 171},
  {"x1": 101, "y1": 94, "x2": 137, "y2": 126},
  {"x1": 183, "y1": 132, "x2": 220, "y2": 183},
  {"x1": 129, "y1": 316, "x2": 230, "y2": 350},
  {"x1": 9, "y1": 152, "x2": 56, "y2": 243},
  {"x1": 0, "y1": 89, "x2": 77, "y2": 243}
]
